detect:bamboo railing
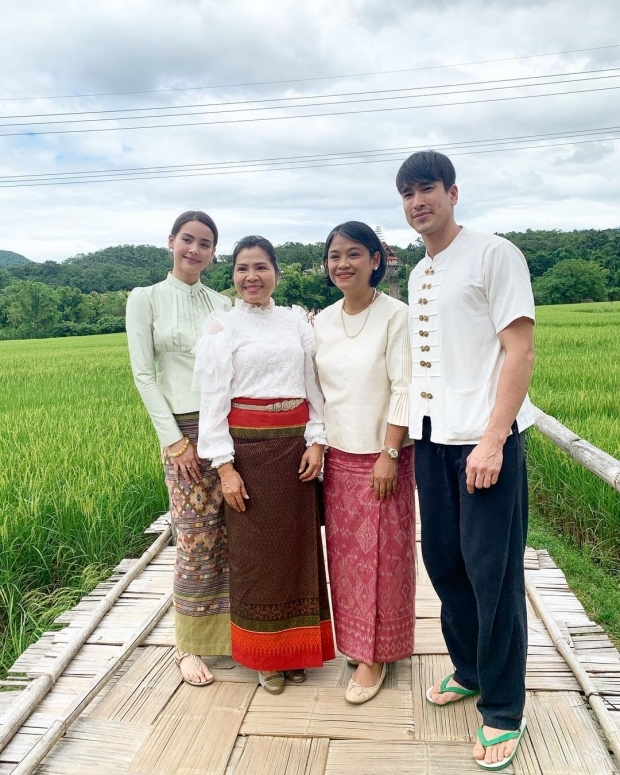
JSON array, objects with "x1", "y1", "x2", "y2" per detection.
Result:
[
  {"x1": 530, "y1": 404, "x2": 620, "y2": 761},
  {"x1": 532, "y1": 406, "x2": 620, "y2": 493},
  {"x1": 0, "y1": 526, "x2": 172, "y2": 754}
]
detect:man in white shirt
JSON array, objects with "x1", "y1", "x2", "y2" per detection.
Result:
[{"x1": 396, "y1": 150, "x2": 535, "y2": 770}]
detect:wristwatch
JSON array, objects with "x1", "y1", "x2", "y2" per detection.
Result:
[{"x1": 382, "y1": 445, "x2": 400, "y2": 459}]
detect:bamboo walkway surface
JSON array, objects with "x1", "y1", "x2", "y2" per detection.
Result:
[{"x1": 2, "y1": 513, "x2": 620, "y2": 775}]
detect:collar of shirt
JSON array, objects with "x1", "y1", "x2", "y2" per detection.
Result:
[{"x1": 166, "y1": 272, "x2": 204, "y2": 295}]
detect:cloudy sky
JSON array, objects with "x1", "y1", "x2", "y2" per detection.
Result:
[{"x1": 1, "y1": 0, "x2": 619, "y2": 262}]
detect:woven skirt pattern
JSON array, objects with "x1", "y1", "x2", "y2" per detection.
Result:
[
  {"x1": 164, "y1": 413, "x2": 231, "y2": 656},
  {"x1": 323, "y1": 445, "x2": 416, "y2": 665},
  {"x1": 225, "y1": 398, "x2": 335, "y2": 671}
]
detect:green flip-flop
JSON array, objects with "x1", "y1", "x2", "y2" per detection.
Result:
[
  {"x1": 475, "y1": 718, "x2": 527, "y2": 771},
  {"x1": 425, "y1": 673, "x2": 479, "y2": 705}
]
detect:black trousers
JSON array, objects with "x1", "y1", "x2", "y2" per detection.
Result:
[{"x1": 415, "y1": 417, "x2": 528, "y2": 730}]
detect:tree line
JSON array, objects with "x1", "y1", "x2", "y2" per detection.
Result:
[{"x1": 0, "y1": 228, "x2": 619, "y2": 340}]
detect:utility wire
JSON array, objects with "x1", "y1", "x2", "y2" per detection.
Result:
[
  {"x1": 2, "y1": 125, "x2": 619, "y2": 182},
  {"x1": 1, "y1": 82, "x2": 619, "y2": 137},
  {"x1": 2, "y1": 43, "x2": 619, "y2": 102},
  {"x1": 2, "y1": 66, "x2": 619, "y2": 121},
  {"x1": 2, "y1": 130, "x2": 619, "y2": 188}
]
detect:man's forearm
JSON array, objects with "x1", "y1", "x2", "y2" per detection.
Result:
[{"x1": 483, "y1": 319, "x2": 535, "y2": 444}]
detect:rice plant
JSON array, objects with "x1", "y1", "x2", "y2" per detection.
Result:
[
  {"x1": 528, "y1": 301, "x2": 620, "y2": 564},
  {"x1": 0, "y1": 334, "x2": 168, "y2": 676}
]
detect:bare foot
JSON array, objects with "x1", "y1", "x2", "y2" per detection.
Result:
[
  {"x1": 352, "y1": 661, "x2": 384, "y2": 687},
  {"x1": 178, "y1": 654, "x2": 213, "y2": 684},
  {"x1": 473, "y1": 725, "x2": 518, "y2": 767},
  {"x1": 427, "y1": 675, "x2": 469, "y2": 705}
]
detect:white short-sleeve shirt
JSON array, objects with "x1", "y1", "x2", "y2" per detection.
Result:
[{"x1": 408, "y1": 227, "x2": 535, "y2": 445}]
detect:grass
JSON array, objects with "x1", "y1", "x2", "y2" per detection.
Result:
[
  {"x1": 528, "y1": 301, "x2": 620, "y2": 564},
  {"x1": 0, "y1": 334, "x2": 168, "y2": 676}
]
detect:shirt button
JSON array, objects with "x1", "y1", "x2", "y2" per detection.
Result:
[
  {"x1": 429, "y1": 269, "x2": 435, "y2": 275},
  {"x1": 427, "y1": 393, "x2": 434, "y2": 399},
  {"x1": 421, "y1": 391, "x2": 427, "y2": 398}
]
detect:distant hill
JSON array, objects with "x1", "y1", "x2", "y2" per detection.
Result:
[{"x1": 0, "y1": 250, "x2": 31, "y2": 268}]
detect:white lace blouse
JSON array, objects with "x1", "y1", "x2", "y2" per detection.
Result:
[{"x1": 193, "y1": 299, "x2": 327, "y2": 467}]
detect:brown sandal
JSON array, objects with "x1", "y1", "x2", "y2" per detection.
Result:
[{"x1": 175, "y1": 649, "x2": 215, "y2": 686}]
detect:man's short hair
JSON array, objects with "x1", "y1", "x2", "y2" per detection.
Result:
[{"x1": 396, "y1": 150, "x2": 456, "y2": 194}]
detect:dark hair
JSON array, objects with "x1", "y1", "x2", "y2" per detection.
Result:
[
  {"x1": 323, "y1": 221, "x2": 386, "y2": 288},
  {"x1": 395, "y1": 150, "x2": 456, "y2": 194},
  {"x1": 232, "y1": 235, "x2": 281, "y2": 276},
  {"x1": 170, "y1": 210, "x2": 219, "y2": 246}
]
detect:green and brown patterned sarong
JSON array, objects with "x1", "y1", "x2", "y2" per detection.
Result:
[{"x1": 163, "y1": 413, "x2": 231, "y2": 656}]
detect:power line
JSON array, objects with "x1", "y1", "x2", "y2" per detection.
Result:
[
  {"x1": 2, "y1": 43, "x2": 618, "y2": 102},
  {"x1": 2, "y1": 128, "x2": 618, "y2": 188},
  {"x1": 2, "y1": 126, "x2": 619, "y2": 182},
  {"x1": 3, "y1": 66, "x2": 619, "y2": 121},
  {"x1": 1, "y1": 82, "x2": 619, "y2": 138}
]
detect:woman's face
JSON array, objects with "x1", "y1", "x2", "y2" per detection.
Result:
[
  {"x1": 168, "y1": 220, "x2": 216, "y2": 282},
  {"x1": 233, "y1": 246, "x2": 277, "y2": 307},
  {"x1": 325, "y1": 233, "x2": 379, "y2": 295}
]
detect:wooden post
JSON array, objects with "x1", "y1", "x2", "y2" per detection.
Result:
[{"x1": 0, "y1": 526, "x2": 171, "y2": 753}]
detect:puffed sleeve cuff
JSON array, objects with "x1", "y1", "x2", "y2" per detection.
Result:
[
  {"x1": 191, "y1": 315, "x2": 234, "y2": 393},
  {"x1": 387, "y1": 389, "x2": 410, "y2": 429},
  {"x1": 304, "y1": 421, "x2": 327, "y2": 448},
  {"x1": 211, "y1": 453, "x2": 235, "y2": 469}
]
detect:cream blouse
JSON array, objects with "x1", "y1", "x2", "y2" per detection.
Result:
[
  {"x1": 126, "y1": 272, "x2": 231, "y2": 447},
  {"x1": 314, "y1": 292, "x2": 412, "y2": 454}
]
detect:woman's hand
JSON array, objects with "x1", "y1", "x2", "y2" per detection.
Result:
[
  {"x1": 299, "y1": 443, "x2": 324, "y2": 482},
  {"x1": 168, "y1": 438, "x2": 202, "y2": 485},
  {"x1": 370, "y1": 454, "x2": 399, "y2": 500},
  {"x1": 218, "y1": 463, "x2": 249, "y2": 512}
]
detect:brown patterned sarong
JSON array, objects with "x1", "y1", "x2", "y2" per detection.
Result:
[
  {"x1": 163, "y1": 413, "x2": 231, "y2": 655},
  {"x1": 225, "y1": 398, "x2": 335, "y2": 671}
]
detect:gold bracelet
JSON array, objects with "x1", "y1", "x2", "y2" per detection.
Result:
[{"x1": 169, "y1": 437, "x2": 190, "y2": 458}]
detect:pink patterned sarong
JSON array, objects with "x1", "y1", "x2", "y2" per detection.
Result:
[{"x1": 323, "y1": 445, "x2": 416, "y2": 665}]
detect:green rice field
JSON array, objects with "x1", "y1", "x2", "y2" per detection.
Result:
[
  {"x1": 1, "y1": 301, "x2": 619, "y2": 677},
  {"x1": 0, "y1": 334, "x2": 168, "y2": 676},
  {"x1": 528, "y1": 302, "x2": 620, "y2": 564}
]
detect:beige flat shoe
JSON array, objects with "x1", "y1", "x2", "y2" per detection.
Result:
[
  {"x1": 345, "y1": 662, "x2": 387, "y2": 705},
  {"x1": 258, "y1": 671, "x2": 285, "y2": 695},
  {"x1": 174, "y1": 649, "x2": 214, "y2": 687}
]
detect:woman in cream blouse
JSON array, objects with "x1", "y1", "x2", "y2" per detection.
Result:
[
  {"x1": 126, "y1": 211, "x2": 231, "y2": 686},
  {"x1": 314, "y1": 221, "x2": 416, "y2": 705}
]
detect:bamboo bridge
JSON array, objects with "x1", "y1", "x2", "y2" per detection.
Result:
[{"x1": 1, "y1": 408, "x2": 620, "y2": 775}]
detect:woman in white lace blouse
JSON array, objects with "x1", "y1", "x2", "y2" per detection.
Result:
[{"x1": 193, "y1": 235, "x2": 335, "y2": 695}]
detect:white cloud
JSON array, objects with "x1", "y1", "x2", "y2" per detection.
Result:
[{"x1": 0, "y1": 0, "x2": 619, "y2": 262}]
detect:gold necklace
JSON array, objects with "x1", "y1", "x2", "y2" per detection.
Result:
[{"x1": 340, "y1": 289, "x2": 378, "y2": 339}]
